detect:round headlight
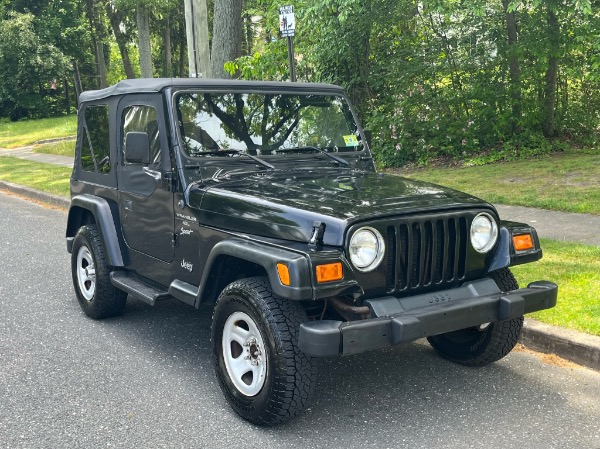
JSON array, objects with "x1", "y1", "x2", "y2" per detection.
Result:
[
  {"x1": 349, "y1": 227, "x2": 385, "y2": 272},
  {"x1": 470, "y1": 213, "x2": 498, "y2": 253}
]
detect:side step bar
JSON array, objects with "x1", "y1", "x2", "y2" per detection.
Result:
[{"x1": 110, "y1": 271, "x2": 171, "y2": 306}]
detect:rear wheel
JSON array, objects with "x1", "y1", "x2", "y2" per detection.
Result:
[
  {"x1": 211, "y1": 277, "x2": 317, "y2": 425},
  {"x1": 71, "y1": 225, "x2": 127, "y2": 319},
  {"x1": 427, "y1": 268, "x2": 523, "y2": 367}
]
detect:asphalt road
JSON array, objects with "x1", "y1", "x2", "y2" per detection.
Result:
[{"x1": 1, "y1": 191, "x2": 599, "y2": 449}]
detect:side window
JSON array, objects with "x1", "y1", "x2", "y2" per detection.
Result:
[
  {"x1": 122, "y1": 105, "x2": 161, "y2": 165},
  {"x1": 81, "y1": 105, "x2": 110, "y2": 173}
]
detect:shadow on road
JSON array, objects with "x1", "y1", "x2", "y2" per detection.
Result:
[{"x1": 85, "y1": 295, "x2": 577, "y2": 446}]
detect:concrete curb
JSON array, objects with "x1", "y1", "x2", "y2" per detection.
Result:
[
  {"x1": 0, "y1": 180, "x2": 598, "y2": 371},
  {"x1": 0, "y1": 180, "x2": 69, "y2": 209},
  {"x1": 34, "y1": 136, "x2": 76, "y2": 145},
  {"x1": 522, "y1": 319, "x2": 600, "y2": 371}
]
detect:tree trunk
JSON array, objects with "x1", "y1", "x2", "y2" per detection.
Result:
[
  {"x1": 72, "y1": 61, "x2": 83, "y2": 100},
  {"x1": 164, "y1": 15, "x2": 172, "y2": 77},
  {"x1": 96, "y1": 41, "x2": 108, "y2": 87},
  {"x1": 177, "y1": 1, "x2": 186, "y2": 77},
  {"x1": 502, "y1": 0, "x2": 522, "y2": 135},
  {"x1": 137, "y1": 4, "x2": 153, "y2": 78},
  {"x1": 211, "y1": 0, "x2": 243, "y2": 79},
  {"x1": 63, "y1": 78, "x2": 70, "y2": 115},
  {"x1": 542, "y1": 8, "x2": 559, "y2": 137},
  {"x1": 242, "y1": 13, "x2": 253, "y2": 56},
  {"x1": 350, "y1": 0, "x2": 373, "y2": 117},
  {"x1": 179, "y1": 25, "x2": 186, "y2": 78},
  {"x1": 106, "y1": 3, "x2": 135, "y2": 79},
  {"x1": 84, "y1": 0, "x2": 108, "y2": 88},
  {"x1": 184, "y1": 0, "x2": 210, "y2": 77}
]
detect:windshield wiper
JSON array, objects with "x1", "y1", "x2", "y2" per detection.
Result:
[
  {"x1": 191, "y1": 149, "x2": 275, "y2": 171},
  {"x1": 275, "y1": 146, "x2": 351, "y2": 167}
]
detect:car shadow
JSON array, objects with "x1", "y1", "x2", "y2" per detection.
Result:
[{"x1": 93, "y1": 296, "x2": 571, "y2": 446}]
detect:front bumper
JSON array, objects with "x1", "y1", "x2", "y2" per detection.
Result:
[{"x1": 298, "y1": 279, "x2": 557, "y2": 356}]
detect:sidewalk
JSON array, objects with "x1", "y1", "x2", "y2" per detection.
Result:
[
  {"x1": 0, "y1": 145, "x2": 74, "y2": 167},
  {"x1": 495, "y1": 204, "x2": 600, "y2": 246},
  {"x1": 1, "y1": 146, "x2": 599, "y2": 370}
]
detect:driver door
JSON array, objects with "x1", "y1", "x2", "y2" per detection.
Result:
[{"x1": 117, "y1": 95, "x2": 175, "y2": 262}]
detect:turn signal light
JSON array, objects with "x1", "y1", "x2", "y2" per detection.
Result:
[
  {"x1": 316, "y1": 263, "x2": 343, "y2": 283},
  {"x1": 513, "y1": 234, "x2": 534, "y2": 252},
  {"x1": 277, "y1": 263, "x2": 291, "y2": 286}
]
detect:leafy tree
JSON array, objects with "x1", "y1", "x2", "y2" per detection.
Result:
[
  {"x1": 106, "y1": 1, "x2": 136, "y2": 79},
  {"x1": 0, "y1": 12, "x2": 69, "y2": 120},
  {"x1": 84, "y1": 0, "x2": 109, "y2": 88},
  {"x1": 3, "y1": 0, "x2": 600, "y2": 161}
]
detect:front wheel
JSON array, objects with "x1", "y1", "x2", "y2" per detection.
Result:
[
  {"x1": 211, "y1": 277, "x2": 317, "y2": 425},
  {"x1": 427, "y1": 268, "x2": 523, "y2": 367}
]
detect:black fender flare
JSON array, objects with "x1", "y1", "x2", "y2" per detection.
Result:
[
  {"x1": 66, "y1": 194, "x2": 126, "y2": 267},
  {"x1": 196, "y1": 238, "x2": 314, "y2": 306}
]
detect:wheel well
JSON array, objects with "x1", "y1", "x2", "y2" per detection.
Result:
[
  {"x1": 66, "y1": 207, "x2": 96, "y2": 237},
  {"x1": 201, "y1": 255, "x2": 268, "y2": 306}
]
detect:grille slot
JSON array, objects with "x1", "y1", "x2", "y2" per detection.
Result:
[{"x1": 386, "y1": 216, "x2": 468, "y2": 294}]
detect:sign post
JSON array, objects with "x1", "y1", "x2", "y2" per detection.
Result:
[{"x1": 279, "y1": 5, "x2": 296, "y2": 82}]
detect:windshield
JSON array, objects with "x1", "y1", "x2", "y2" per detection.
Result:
[{"x1": 175, "y1": 92, "x2": 362, "y2": 157}]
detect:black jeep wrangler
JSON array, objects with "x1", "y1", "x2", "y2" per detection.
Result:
[{"x1": 66, "y1": 79, "x2": 557, "y2": 425}]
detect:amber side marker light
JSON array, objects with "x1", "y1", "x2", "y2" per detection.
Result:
[
  {"x1": 513, "y1": 234, "x2": 534, "y2": 252},
  {"x1": 277, "y1": 263, "x2": 291, "y2": 286},
  {"x1": 316, "y1": 262, "x2": 343, "y2": 283}
]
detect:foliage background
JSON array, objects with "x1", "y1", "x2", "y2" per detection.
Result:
[
  {"x1": 1, "y1": 0, "x2": 599, "y2": 166},
  {"x1": 230, "y1": 0, "x2": 600, "y2": 166}
]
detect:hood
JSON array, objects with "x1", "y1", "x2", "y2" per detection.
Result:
[{"x1": 190, "y1": 171, "x2": 492, "y2": 246}]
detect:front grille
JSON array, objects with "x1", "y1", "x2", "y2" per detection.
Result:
[{"x1": 385, "y1": 216, "x2": 468, "y2": 294}]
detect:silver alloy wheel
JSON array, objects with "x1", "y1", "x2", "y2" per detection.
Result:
[
  {"x1": 76, "y1": 245, "x2": 96, "y2": 302},
  {"x1": 222, "y1": 311, "x2": 267, "y2": 397}
]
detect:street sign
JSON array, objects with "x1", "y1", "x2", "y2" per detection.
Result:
[{"x1": 279, "y1": 5, "x2": 295, "y2": 37}]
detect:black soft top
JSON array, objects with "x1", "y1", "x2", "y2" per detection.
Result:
[{"x1": 78, "y1": 78, "x2": 345, "y2": 104}]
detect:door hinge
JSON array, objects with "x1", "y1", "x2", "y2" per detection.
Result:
[
  {"x1": 172, "y1": 232, "x2": 179, "y2": 247},
  {"x1": 163, "y1": 172, "x2": 177, "y2": 192}
]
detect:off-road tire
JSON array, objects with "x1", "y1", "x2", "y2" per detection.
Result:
[
  {"x1": 211, "y1": 277, "x2": 317, "y2": 426},
  {"x1": 427, "y1": 268, "x2": 523, "y2": 367},
  {"x1": 71, "y1": 225, "x2": 127, "y2": 319}
]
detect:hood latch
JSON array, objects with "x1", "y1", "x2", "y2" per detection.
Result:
[{"x1": 308, "y1": 221, "x2": 326, "y2": 248}]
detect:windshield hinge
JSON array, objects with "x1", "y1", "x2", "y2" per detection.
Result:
[{"x1": 308, "y1": 221, "x2": 326, "y2": 248}]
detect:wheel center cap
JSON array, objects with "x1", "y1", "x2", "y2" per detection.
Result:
[{"x1": 245, "y1": 338, "x2": 262, "y2": 365}]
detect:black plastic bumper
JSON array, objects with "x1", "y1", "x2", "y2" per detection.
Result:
[{"x1": 298, "y1": 279, "x2": 558, "y2": 357}]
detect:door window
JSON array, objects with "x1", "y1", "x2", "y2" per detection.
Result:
[{"x1": 122, "y1": 105, "x2": 161, "y2": 165}]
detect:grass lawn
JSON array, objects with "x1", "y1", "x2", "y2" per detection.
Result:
[
  {"x1": 0, "y1": 116, "x2": 77, "y2": 148},
  {"x1": 512, "y1": 239, "x2": 600, "y2": 336},
  {"x1": 397, "y1": 148, "x2": 600, "y2": 215},
  {"x1": 0, "y1": 156, "x2": 70, "y2": 197},
  {"x1": 33, "y1": 139, "x2": 75, "y2": 157}
]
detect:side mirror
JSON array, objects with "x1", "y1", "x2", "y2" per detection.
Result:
[{"x1": 125, "y1": 131, "x2": 150, "y2": 164}]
